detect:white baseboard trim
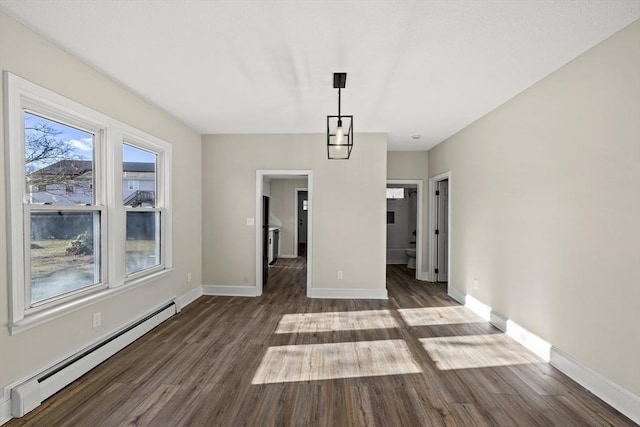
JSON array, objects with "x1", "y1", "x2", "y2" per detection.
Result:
[
  {"x1": 550, "y1": 347, "x2": 640, "y2": 424},
  {"x1": 417, "y1": 272, "x2": 430, "y2": 281},
  {"x1": 464, "y1": 295, "x2": 491, "y2": 319},
  {"x1": 463, "y1": 295, "x2": 552, "y2": 362},
  {"x1": 503, "y1": 318, "x2": 551, "y2": 362},
  {"x1": 277, "y1": 254, "x2": 297, "y2": 259},
  {"x1": 452, "y1": 287, "x2": 639, "y2": 424},
  {"x1": 0, "y1": 287, "x2": 202, "y2": 426},
  {"x1": 488, "y1": 310, "x2": 508, "y2": 333},
  {"x1": 0, "y1": 398, "x2": 10, "y2": 426},
  {"x1": 174, "y1": 286, "x2": 202, "y2": 312},
  {"x1": 309, "y1": 287, "x2": 388, "y2": 300},
  {"x1": 386, "y1": 260, "x2": 407, "y2": 265},
  {"x1": 447, "y1": 285, "x2": 465, "y2": 304},
  {"x1": 202, "y1": 285, "x2": 257, "y2": 297}
]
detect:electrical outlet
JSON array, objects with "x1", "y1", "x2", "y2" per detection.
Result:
[
  {"x1": 246, "y1": 217, "x2": 255, "y2": 226},
  {"x1": 337, "y1": 270, "x2": 343, "y2": 279},
  {"x1": 93, "y1": 312, "x2": 101, "y2": 328},
  {"x1": 473, "y1": 278, "x2": 479, "y2": 290},
  {"x1": 187, "y1": 272, "x2": 192, "y2": 283}
]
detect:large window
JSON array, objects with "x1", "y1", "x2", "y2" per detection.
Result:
[
  {"x1": 123, "y1": 144, "x2": 161, "y2": 276},
  {"x1": 5, "y1": 73, "x2": 172, "y2": 332},
  {"x1": 25, "y1": 114, "x2": 103, "y2": 305}
]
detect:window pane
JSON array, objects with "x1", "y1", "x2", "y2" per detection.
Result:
[
  {"x1": 126, "y1": 211, "x2": 160, "y2": 275},
  {"x1": 30, "y1": 211, "x2": 100, "y2": 304},
  {"x1": 386, "y1": 188, "x2": 404, "y2": 199},
  {"x1": 123, "y1": 144, "x2": 156, "y2": 207},
  {"x1": 25, "y1": 113, "x2": 94, "y2": 205}
]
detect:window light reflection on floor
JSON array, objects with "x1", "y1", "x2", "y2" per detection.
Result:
[
  {"x1": 420, "y1": 334, "x2": 542, "y2": 370},
  {"x1": 397, "y1": 306, "x2": 485, "y2": 327},
  {"x1": 251, "y1": 340, "x2": 422, "y2": 384},
  {"x1": 275, "y1": 310, "x2": 400, "y2": 334}
]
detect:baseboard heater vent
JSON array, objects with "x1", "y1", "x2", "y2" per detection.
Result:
[{"x1": 11, "y1": 301, "x2": 177, "y2": 418}]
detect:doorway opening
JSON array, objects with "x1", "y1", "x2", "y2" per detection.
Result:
[
  {"x1": 386, "y1": 179, "x2": 423, "y2": 280},
  {"x1": 256, "y1": 170, "x2": 313, "y2": 297},
  {"x1": 295, "y1": 188, "x2": 308, "y2": 258},
  {"x1": 428, "y1": 172, "x2": 451, "y2": 285}
]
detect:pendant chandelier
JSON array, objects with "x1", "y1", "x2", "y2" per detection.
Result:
[{"x1": 327, "y1": 72, "x2": 353, "y2": 159}]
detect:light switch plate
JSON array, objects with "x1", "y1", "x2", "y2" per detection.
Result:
[{"x1": 246, "y1": 218, "x2": 255, "y2": 226}]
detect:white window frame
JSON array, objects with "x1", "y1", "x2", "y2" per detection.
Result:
[
  {"x1": 122, "y1": 138, "x2": 167, "y2": 281},
  {"x1": 4, "y1": 72, "x2": 172, "y2": 334},
  {"x1": 22, "y1": 107, "x2": 107, "y2": 313}
]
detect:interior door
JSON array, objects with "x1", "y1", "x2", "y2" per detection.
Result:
[
  {"x1": 262, "y1": 195, "x2": 269, "y2": 286},
  {"x1": 436, "y1": 180, "x2": 449, "y2": 282},
  {"x1": 297, "y1": 191, "x2": 308, "y2": 246}
]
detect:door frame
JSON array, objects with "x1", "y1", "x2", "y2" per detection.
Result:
[
  {"x1": 386, "y1": 179, "x2": 423, "y2": 280},
  {"x1": 256, "y1": 170, "x2": 313, "y2": 297},
  {"x1": 428, "y1": 172, "x2": 452, "y2": 286},
  {"x1": 294, "y1": 187, "x2": 308, "y2": 257}
]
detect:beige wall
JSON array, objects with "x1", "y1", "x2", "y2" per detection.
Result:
[
  {"x1": 270, "y1": 179, "x2": 308, "y2": 256},
  {"x1": 0, "y1": 12, "x2": 202, "y2": 389},
  {"x1": 387, "y1": 151, "x2": 429, "y2": 276},
  {"x1": 428, "y1": 21, "x2": 640, "y2": 395},
  {"x1": 201, "y1": 133, "x2": 387, "y2": 292}
]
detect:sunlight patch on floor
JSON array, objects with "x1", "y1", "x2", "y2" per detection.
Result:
[
  {"x1": 252, "y1": 340, "x2": 422, "y2": 384},
  {"x1": 397, "y1": 306, "x2": 485, "y2": 327},
  {"x1": 275, "y1": 310, "x2": 399, "y2": 334},
  {"x1": 420, "y1": 334, "x2": 542, "y2": 370}
]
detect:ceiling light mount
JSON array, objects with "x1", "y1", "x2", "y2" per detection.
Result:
[{"x1": 327, "y1": 72, "x2": 353, "y2": 159}]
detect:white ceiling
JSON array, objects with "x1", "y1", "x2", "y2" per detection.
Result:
[{"x1": 1, "y1": 1, "x2": 638, "y2": 151}]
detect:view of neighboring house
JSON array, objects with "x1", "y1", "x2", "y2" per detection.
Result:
[
  {"x1": 121, "y1": 161, "x2": 156, "y2": 207},
  {"x1": 27, "y1": 159, "x2": 155, "y2": 206}
]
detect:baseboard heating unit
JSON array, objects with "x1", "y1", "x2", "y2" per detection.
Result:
[{"x1": 10, "y1": 301, "x2": 178, "y2": 418}]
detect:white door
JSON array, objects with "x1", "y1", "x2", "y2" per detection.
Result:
[{"x1": 436, "y1": 180, "x2": 449, "y2": 282}]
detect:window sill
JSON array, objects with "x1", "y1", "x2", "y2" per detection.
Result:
[{"x1": 9, "y1": 268, "x2": 174, "y2": 335}]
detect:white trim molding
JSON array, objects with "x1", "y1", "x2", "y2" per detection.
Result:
[
  {"x1": 550, "y1": 347, "x2": 640, "y2": 424},
  {"x1": 0, "y1": 398, "x2": 10, "y2": 426},
  {"x1": 174, "y1": 286, "x2": 202, "y2": 311},
  {"x1": 9, "y1": 269, "x2": 174, "y2": 335},
  {"x1": 447, "y1": 285, "x2": 466, "y2": 305},
  {"x1": 417, "y1": 272, "x2": 430, "y2": 281},
  {"x1": 202, "y1": 285, "x2": 258, "y2": 297},
  {"x1": 309, "y1": 287, "x2": 388, "y2": 300},
  {"x1": 449, "y1": 285, "x2": 639, "y2": 424},
  {"x1": 3, "y1": 72, "x2": 173, "y2": 332},
  {"x1": 463, "y1": 294, "x2": 552, "y2": 362},
  {"x1": 427, "y1": 172, "x2": 451, "y2": 283}
]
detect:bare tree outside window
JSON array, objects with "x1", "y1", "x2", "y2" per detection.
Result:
[
  {"x1": 25, "y1": 113, "x2": 99, "y2": 303},
  {"x1": 24, "y1": 113, "x2": 94, "y2": 206},
  {"x1": 25, "y1": 116, "x2": 71, "y2": 172}
]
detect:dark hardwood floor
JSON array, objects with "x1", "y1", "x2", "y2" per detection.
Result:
[{"x1": 7, "y1": 259, "x2": 634, "y2": 426}]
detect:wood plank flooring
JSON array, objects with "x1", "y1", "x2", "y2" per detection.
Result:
[{"x1": 7, "y1": 259, "x2": 635, "y2": 426}]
